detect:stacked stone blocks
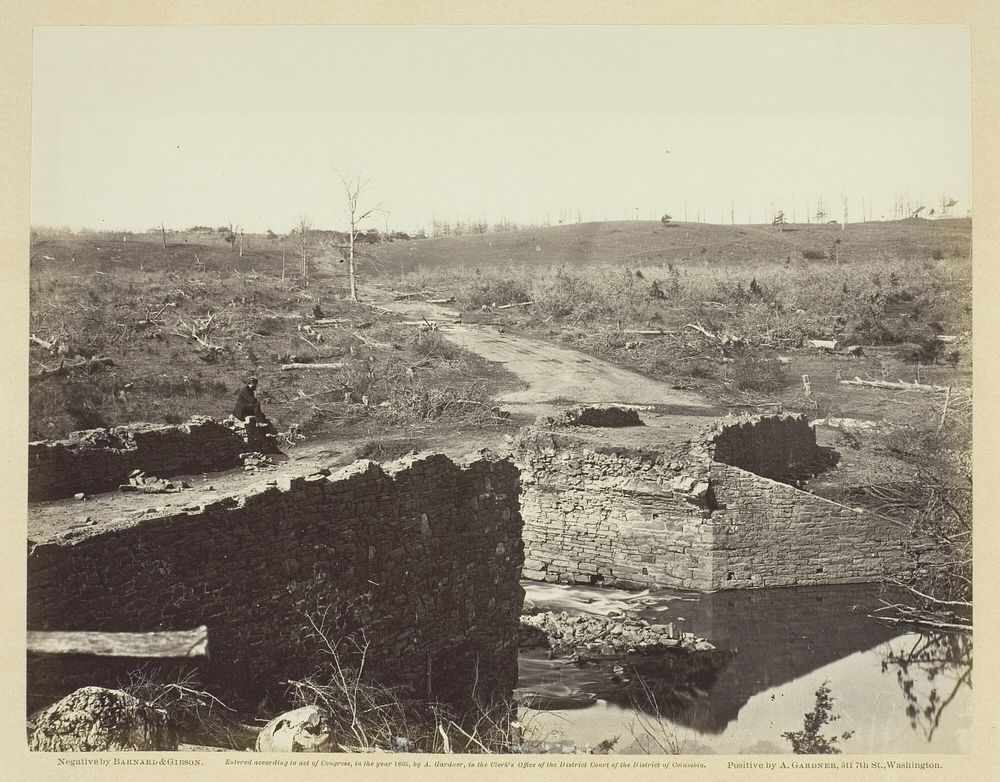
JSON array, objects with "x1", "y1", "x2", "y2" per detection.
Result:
[
  {"x1": 516, "y1": 413, "x2": 915, "y2": 591},
  {"x1": 28, "y1": 452, "x2": 524, "y2": 710},
  {"x1": 28, "y1": 416, "x2": 275, "y2": 501}
]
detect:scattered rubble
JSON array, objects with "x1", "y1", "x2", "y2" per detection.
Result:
[
  {"x1": 118, "y1": 469, "x2": 183, "y2": 494},
  {"x1": 520, "y1": 610, "x2": 714, "y2": 657},
  {"x1": 241, "y1": 452, "x2": 275, "y2": 473}
]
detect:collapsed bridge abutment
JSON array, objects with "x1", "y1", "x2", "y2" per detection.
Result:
[
  {"x1": 27, "y1": 451, "x2": 524, "y2": 712},
  {"x1": 515, "y1": 412, "x2": 919, "y2": 590}
]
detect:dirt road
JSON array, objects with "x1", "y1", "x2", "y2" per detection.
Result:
[
  {"x1": 367, "y1": 291, "x2": 720, "y2": 420},
  {"x1": 29, "y1": 289, "x2": 722, "y2": 539}
]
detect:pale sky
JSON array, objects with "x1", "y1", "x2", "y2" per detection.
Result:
[{"x1": 31, "y1": 25, "x2": 971, "y2": 233}]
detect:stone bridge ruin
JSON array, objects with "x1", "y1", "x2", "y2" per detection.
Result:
[
  {"x1": 27, "y1": 411, "x2": 922, "y2": 714},
  {"x1": 516, "y1": 412, "x2": 918, "y2": 590},
  {"x1": 28, "y1": 448, "x2": 523, "y2": 712}
]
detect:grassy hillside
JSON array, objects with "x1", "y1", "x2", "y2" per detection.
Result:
[
  {"x1": 374, "y1": 218, "x2": 971, "y2": 274},
  {"x1": 393, "y1": 217, "x2": 971, "y2": 428},
  {"x1": 27, "y1": 218, "x2": 972, "y2": 441},
  {"x1": 28, "y1": 236, "x2": 514, "y2": 442}
]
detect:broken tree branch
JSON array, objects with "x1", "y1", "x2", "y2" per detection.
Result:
[
  {"x1": 684, "y1": 323, "x2": 717, "y2": 340},
  {"x1": 840, "y1": 376, "x2": 948, "y2": 393},
  {"x1": 280, "y1": 363, "x2": 345, "y2": 371},
  {"x1": 30, "y1": 334, "x2": 58, "y2": 351},
  {"x1": 31, "y1": 356, "x2": 114, "y2": 380}
]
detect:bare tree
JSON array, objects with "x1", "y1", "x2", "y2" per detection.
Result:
[
  {"x1": 224, "y1": 223, "x2": 235, "y2": 252},
  {"x1": 296, "y1": 217, "x2": 312, "y2": 285},
  {"x1": 338, "y1": 172, "x2": 384, "y2": 303}
]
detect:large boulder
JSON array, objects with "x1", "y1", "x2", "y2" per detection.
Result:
[
  {"x1": 256, "y1": 705, "x2": 334, "y2": 752},
  {"x1": 29, "y1": 686, "x2": 177, "y2": 751}
]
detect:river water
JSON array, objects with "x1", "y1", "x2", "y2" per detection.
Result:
[{"x1": 516, "y1": 582, "x2": 971, "y2": 755}]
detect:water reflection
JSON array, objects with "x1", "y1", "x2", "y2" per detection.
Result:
[
  {"x1": 880, "y1": 632, "x2": 972, "y2": 742},
  {"x1": 519, "y1": 582, "x2": 971, "y2": 753}
]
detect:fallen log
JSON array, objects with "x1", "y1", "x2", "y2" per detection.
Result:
[
  {"x1": 807, "y1": 339, "x2": 840, "y2": 351},
  {"x1": 353, "y1": 331, "x2": 396, "y2": 350},
  {"x1": 623, "y1": 329, "x2": 673, "y2": 336},
  {"x1": 426, "y1": 297, "x2": 455, "y2": 305},
  {"x1": 496, "y1": 300, "x2": 534, "y2": 310},
  {"x1": 30, "y1": 334, "x2": 58, "y2": 351},
  {"x1": 32, "y1": 356, "x2": 114, "y2": 379},
  {"x1": 840, "y1": 376, "x2": 948, "y2": 393},
  {"x1": 280, "y1": 363, "x2": 345, "y2": 371},
  {"x1": 27, "y1": 626, "x2": 208, "y2": 658}
]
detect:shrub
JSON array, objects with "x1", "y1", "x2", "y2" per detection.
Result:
[
  {"x1": 122, "y1": 668, "x2": 246, "y2": 749},
  {"x1": 782, "y1": 681, "x2": 853, "y2": 754},
  {"x1": 931, "y1": 248, "x2": 945, "y2": 260},
  {"x1": 801, "y1": 249, "x2": 827, "y2": 260},
  {"x1": 897, "y1": 335, "x2": 943, "y2": 364},
  {"x1": 287, "y1": 615, "x2": 525, "y2": 753},
  {"x1": 411, "y1": 330, "x2": 459, "y2": 361},
  {"x1": 729, "y1": 356, "x2": 789, "y2": 393},
  {"x1": 463, "y1": 269, "x2": 531, "y2": 308}
]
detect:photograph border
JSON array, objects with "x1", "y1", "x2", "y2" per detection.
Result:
[{"x1": 2, "y1": 1, "x2": 997, "y2": 779}]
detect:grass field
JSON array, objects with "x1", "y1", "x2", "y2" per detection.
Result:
[
  {"x1": 28, "y1": 235, "x2": 517, "y2": 442},
  {"x1": 28, "y1": 217, "x2": 972, "y2": 445},
  {"x1": 392, "y1": 219, "x2": 971, "y2": 422},
  {"x1": 373, "y1": 218, "x2": 971, "y2": 275}
]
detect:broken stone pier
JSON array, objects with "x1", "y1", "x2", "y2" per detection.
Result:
[{"x1": 516, "y1": 410, "x2": 924, "y2": 590}]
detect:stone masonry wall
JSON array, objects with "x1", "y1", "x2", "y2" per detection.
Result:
[
  {"x1": 27, "y1": 453, "x2": 524, "y2": 710},
  {"x1": 517, "y1": 415, "x2": 919, "y2": 591},
  {"x1": 518, "y1": 431, "x2": 715, "y2": 589},
  {"x1": 28, "y1": 416, "x2": 275, "y2": 501},
  {"x1": 707, "y1": 463, "x2": 912, "y2": 589}
]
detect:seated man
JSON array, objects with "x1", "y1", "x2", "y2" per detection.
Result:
[
  {"x1": 233, "y1": 376, "x2": 265, "y2": 421},
  {"x1": 232, "y1": 376, "x2": 277, "y2": 441}
]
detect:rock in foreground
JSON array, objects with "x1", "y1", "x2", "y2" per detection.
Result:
[
  {"x1": 256, "y1": 705, "x2": 334, "y2": 752},
  {"x1": 29, "y1": 686, "x2": 176, "y2": 751}
]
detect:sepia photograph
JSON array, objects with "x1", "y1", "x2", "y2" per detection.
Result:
[{"x1": 15, "y1": 16, "x2": 981, "y2": 767}]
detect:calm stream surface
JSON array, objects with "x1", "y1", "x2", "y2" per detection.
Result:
[{"x1": 516, "y1": 582, "x2": 971, "y2": 755}]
